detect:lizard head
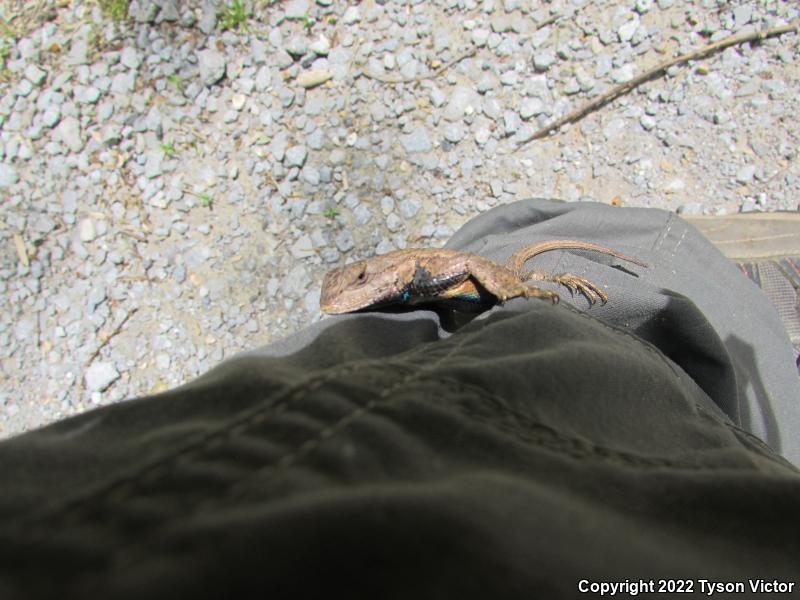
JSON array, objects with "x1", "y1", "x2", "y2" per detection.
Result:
[{"x1": 319, "y1": 255, "x2": 407, "y2": 314}]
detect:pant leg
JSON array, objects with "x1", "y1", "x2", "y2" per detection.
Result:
[{"x1": 445, "y1": 199, "x2": 800, "y2": 463}]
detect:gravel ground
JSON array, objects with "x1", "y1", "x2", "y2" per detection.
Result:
[{"x1": 0, "y1": 0, "x2": 798, "y2": 438}]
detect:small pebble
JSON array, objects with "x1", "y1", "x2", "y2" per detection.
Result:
[
  {"x1": 297, "y1": 70, "x2": 333, "y2": 89},
  {"x1": 77, "y1": 221, "x2": 97, "y2": 245},
  {"x1": 736, "y1": 164, "x2": 756, "y2": 184},
  {"x1": 639, "y1": 115, "x2": 657, "y2": 131},
  {"x1": 197, "y1": 49, "x2": 226, "y2": 86},
  {"x1": 533, "y1": 50, "x2": 556, "y2": 72},
  {"x1": 443, "y1": 122, "x2": 465, "y2": 143},
  {"x1": 618, "y1": 19, "x2": 639, "y2": 43},
  {"x1": 84, "y1": 362, "x2": 120, "y2": 392},
  {"x1": 55, "y1": 116, "x2": 84, "y2": 153},
  {"x1": 0, "y1": 164, "x2": 19, "y2": 188},
  {"x1": 400, "y1": 127, "x2": 433, "y2": 153},
  {"x1": 24, "y1": 64, "x2": 47, "y2": 86},
  {"x1": 285, "y1": 145, "x2": 308, "y2": 167}
]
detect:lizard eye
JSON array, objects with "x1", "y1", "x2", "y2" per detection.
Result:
[{"x1": 353, "y1": 265, "x2": 367, "y2": 285}]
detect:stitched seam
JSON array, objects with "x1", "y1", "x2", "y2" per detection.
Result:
[
  {"x1": 15, "y1": 348, "x2": 429, "y2": 531},
  {"x1": 430, "y1": 375, "x2": 709, "y2": 470},
  {"x1": 103, "y1": 327, "x2": 479, "y2": 571},
  {"x1": 654, "y1": 212, "x2": 677, "y2": 254},
  {"x1": 204, "y1": 330, "x2": 476, "y2": 507},
  {"x1": 672, "y1": 221, "x2": 689, "y2": 254}
]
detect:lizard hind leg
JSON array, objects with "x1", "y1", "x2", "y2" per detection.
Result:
[
  {"x1": 521, "y1": 283, "x2": 560, "y2": 304},
  {"x1": 521, "y1": 268, "x2": 608, "y2": 305}
]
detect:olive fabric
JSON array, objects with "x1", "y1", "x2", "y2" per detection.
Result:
[{"x1": 0, "y1": 200, "x2": 798, "y2": 599}]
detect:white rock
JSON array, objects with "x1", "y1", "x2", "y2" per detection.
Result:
[
  {"x1": 444, "y1": 86, "x2": 481, "y2": 121},
  {"x1": 16, "y1": 79, "x2": 33, "y2": 97},
  {"x1": 68, "y1": 35, "x2": 89, "y2": 65},
  {"x1": 17, "y1": 37, "x2": 39, "y2": 60},
  {"x1": 198, "y1": 49, "x2": 227, "y2": 86},
  {"x1": 231, "y1": 93, "x2": 246, "y2": 110},
  {"x1": 84, "y1": 362, "x2": 120, "y2": 392},
  {"x1": 475, "y1": 128, "x2": 491, "y2": 145},
  {"x1": 603, "y1": 118, "x2": 627, "y2": 140},
  {"x1": 472, "y1": 28, "x2": 490, "y2": 46},
  {"x1": 110, "y1": 71, "x2": 136, "y2": 93},
  {"x1": 290, "y1": 234, "x2": 315, "y2": 259},
  {"x1": 618, "y1": 18, "x2": 639, "y2": 43},
  {"x1": 429, "y1": 86, "x2": 446, "y2": 107},
  {"x1": 400, "y1": 127, "x2": 432, "y2": 153},
  {"x1": 733, "y1": 5, "x2": 752, "y2": 28},
  {"x1": 144, "y1": 152, "x2": 163, "y2": 178},
  {"x1": 76, "y1": 85, "x2": 101, "y2": 104},
  {"x1": 268, "y1": 27, "x2": 283, "y2": 48},
  {"x1": 639, "y1": 115, "x2": 657, "y2": 131},
  {"x1": 55, "y1": 116, "x2": 85, "y2": 153},
  {"x1": 665, "y1": 179, "x2": 685, "y2": 192},
  {"x1": 79, "y1": 218, "x2": 97, "y2": 242},
  {"x1": 329, "y1": 148, "x2": 346, "y2": 165},
  {"x1": 24, "y1": 64, "x2": 47, "y2": 86},
  {"x1": 120, "y1": 47, "x2": 142, "y2": 69},
  {"x1": 520, "y1": 98, "x2": 544, "y2": 120},
  {"x1": 310, "y1": 35, "x2": 331, "y2": 56},
  {"x1": 533, "y1": 50, "x2": 556, "y2": 71},
  {"x1": 285, "y1": 0, "x2": 310, "y2": 19},
  {"x1": 612, "y1": 64, "x2": 635, "y2": 83},
  {"x1": 443, "y1": 122, "x2": 465, "y2": 143},
  {"x1": 14, "y1": 318, "x2": 35, "y2": 341},
  {"x1": 156, "y1": 353, "x2": 171, "y2": 370},
  {"x1": 736, "y1": 164, "x2": 756, "y2": 183},
  {"x1": 531, "y1": 26, "x2": 550, "y2": 48},
  {"x1": 0, "y1": 163, "x2": 19, "y2": 188},
  {"x1": 285, "y1": 35, "x2": 308, "y2": 57},
  {"x1": 342, "y1": 6, "x2": 360, "y2": 23},
  {"x1": 285, "y1": 145, "x2": 308, "y2": 167}
]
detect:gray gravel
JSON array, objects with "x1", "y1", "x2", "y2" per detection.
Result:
[{"x1": 0, "y1": 0, "x2": 799, "y2": 437}]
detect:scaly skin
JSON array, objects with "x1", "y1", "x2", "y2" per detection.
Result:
[{"x1": 320, "y1": 240, "x2": 647, "y2": 314}]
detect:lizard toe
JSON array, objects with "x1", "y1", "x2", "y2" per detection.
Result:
[{"x1": 553, "y1": 273, "x2": 609, "y2": 306}]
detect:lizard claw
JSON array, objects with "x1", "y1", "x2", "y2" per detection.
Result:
[{"x1": 552, "y1": 273, "x2": 608, "y2": 305}]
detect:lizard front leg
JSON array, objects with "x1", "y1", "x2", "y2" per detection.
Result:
[{"x1": 521, "y1": 268, "x2": 608, "y2": 305}]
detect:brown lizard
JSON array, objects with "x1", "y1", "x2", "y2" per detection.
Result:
[{"x1": 319, "y1": 239, "x2": 647, "y2": 314}]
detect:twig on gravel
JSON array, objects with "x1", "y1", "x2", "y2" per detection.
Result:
[
  {"x1": 533, "y1": 14, "x2": 559, "y2": 31},
  {"x1": 83, "y1": 307, "x2": 139, "y2": 372},
  {"x1": 515, "y1": 20, "x2": 800, "y2": 149},
  {"x1": 118, "y1": 229, "x2": 148, "y2": 243},
  {"x1": 13, "y1": 233, "x2": 29, "y2": 267},
  {"x1": 362, "y1": 46, "x2": 477, "y2": 85}
]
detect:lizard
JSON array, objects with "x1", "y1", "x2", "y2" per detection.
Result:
[{"x1": 319, "y1": 239, "x2": 648, "y2": 315}]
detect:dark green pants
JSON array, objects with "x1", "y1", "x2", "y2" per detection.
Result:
[{"x1": 1, "y1": 200, "x2": 798, "y2": 598}]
